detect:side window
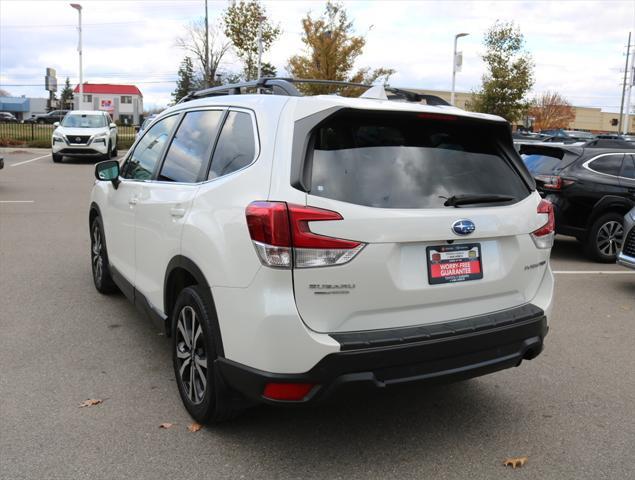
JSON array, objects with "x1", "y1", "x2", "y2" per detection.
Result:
[
  {"x1": 588, "y1": 154, "x2": 623, "y2": 177},
  {"x1": 621, "y1": 154, "x2": 635, "y2": 179},
  {"x1": 122, "y1": 115, "x2": 178, "y2": 180},
  {"x1": 159, "y1": 110, "x2": 223, "y2": 183},
  {"x1": 208, "y1": 111, "x2": 256, "y2": 179}
]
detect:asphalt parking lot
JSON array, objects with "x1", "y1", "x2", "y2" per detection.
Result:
[{"x1": 1, "y1": 148, "x2": 633, "y2": 480}]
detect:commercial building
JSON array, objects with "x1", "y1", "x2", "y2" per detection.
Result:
[
  {"x1": 73, "y1": 83, "x2": 143, "y2": 125},
  {"x1": 408, "y1": 88, "x2": 635, "y2": 133},
  {"x1": 0, "y1": 96, "x2": 48, "y2": 121}
]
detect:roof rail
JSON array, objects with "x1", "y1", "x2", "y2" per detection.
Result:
[{"x1": 178, "y1": 77, "x2": 451, "y2": 106}]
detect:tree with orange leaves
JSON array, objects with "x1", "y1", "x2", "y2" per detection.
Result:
[{"x1": 529, "y1": 91, "x2": 576, "y2": 131}]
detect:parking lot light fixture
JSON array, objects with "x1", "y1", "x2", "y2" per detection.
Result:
[
  {"x1": 70, "y1": 3, "x2": 83, "y2": 101},
  {"x1": 451, "y1": 32, "x2": 469, "y2": 106}
]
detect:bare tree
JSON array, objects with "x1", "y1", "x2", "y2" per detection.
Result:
[
  {"x1": 528, "y1": 91, "x2": 576, "y2": 131},
  {"x1": 0, "y1": 88, "x2": 11, "y2": 96},
  {"x1": 176, "y1": 19, "x2": 232, "y2": 88}
]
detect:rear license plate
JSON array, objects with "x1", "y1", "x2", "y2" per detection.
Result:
[{"x1": 427, "y1": 243, "x2": 483, "y2": 285}]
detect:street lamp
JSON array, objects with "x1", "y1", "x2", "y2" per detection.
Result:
[
  {"x1": 451, "y1": 32, "x2": 469, "y2": 106},
  {"x1": 70, "y1": 3, "x2": 83, "y2": 103}
]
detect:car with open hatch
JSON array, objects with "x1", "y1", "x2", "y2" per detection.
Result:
[
  {"x1": 89, "y1": 78, "x2": 554, "y2": 423},
  {"x1": 52, "y1": 110, "x2": 118, "y2": 163}
]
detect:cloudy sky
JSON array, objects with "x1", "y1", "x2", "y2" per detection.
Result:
[{"x1": 1, "y1": 0, "x2": 634, "y2": 111}]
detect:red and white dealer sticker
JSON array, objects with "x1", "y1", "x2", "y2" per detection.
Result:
[{"x1": 426, "y1": 243, "x2": 483, "y2": 285}]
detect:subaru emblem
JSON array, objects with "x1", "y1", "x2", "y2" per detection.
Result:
[{"x1": 452, "y1": 219, "x2": 475, "y2": 236}]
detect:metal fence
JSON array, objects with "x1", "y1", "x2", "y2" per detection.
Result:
[{"x1": 0, "y1": 123, "x2": 136, "y2": 147}]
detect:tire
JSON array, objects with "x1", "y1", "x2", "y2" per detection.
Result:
[
  {"x1": 172, "y1": 286, "x2": 244, "y2": 424},
  {"x1": 111, "y1": 141, "x2": 118, "y2": 158},
  {"x1": 52, "y1": 152, "x2": 62, "y2": 163},
  {"x1": 37, "y1": 119, "x2": 45, "y2": 124},
  {"x1": 90, "y1": 216, "x2": 118, "y2": 294},
  {"x1": 103, "y1": 142, "x2": 112, "y2": 161},
  {"x1": 585, "y1": 212, "x2": 625, "y2": 262}
]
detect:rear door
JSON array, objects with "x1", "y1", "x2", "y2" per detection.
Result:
[
  {"x1": 291, "y1": 110, "x2": 550, "y2": 333},
  {"x1": 134, "y1": 109, "x2": 225, "y2": 311}
]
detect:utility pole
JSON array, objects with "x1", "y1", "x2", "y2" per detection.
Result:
[
  {"x1": 618, "y1": 32, "x2": 631, "y2": 133},
  {"x1": 204, "y1": 0, "x2": 210, "y2": 87},
  {"x1": 624, "y1": 60, "x2": 633, "y2": 135}
]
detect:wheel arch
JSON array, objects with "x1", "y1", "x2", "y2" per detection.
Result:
[
  {"x1": 586, "y1": 196, "x2": 633, "y2": 230},
  {"x1": 163, "y1": 255, "x2": 224, "y2": 356}
]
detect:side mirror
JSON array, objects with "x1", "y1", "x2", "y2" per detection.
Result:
[
  {"x1": 53, "y1": 122, "x2": 60, "y2": 127},
  {"x1": 95, "y1": 160, "x2": 120, "y2": 188},
  {"x1": 110, "y1": 123, "x2": 117, "y2": 129},
  {"x1": 134, "y1": 126, "x2": 140, "y2": 133}
]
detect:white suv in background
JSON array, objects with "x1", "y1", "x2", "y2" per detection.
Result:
[
  {"x1": 52, "y1": 110, "x2": 118, "y2": 163},
  {"x1": 89, "y1": 78, "x2": 554, "y2": 423}
]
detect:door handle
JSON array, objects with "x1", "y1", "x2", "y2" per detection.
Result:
[{"x1": 170, "y1": 207, "x2": 186, "y2": 218}]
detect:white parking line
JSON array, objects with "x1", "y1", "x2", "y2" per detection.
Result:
[
  {"x1": 0, "y1": 200, "x2": 35, "y2": 203},
  {"x1": 553, "y1": 270, "x2": 635, "y2": 274},
  {"x1": 10, "y1": 154, "x2": 51, "y2": 167}
]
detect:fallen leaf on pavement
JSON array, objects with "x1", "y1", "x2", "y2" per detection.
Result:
[
  {"x1": 79, "y1": 399, "x2": 103, "y2": 408},
  {"x1": 503, "y1": 456, "x2": 528, "y2": 469},
  {"x1": 187, "y1": 422, "x2": 203, "y2": 432},
  {"x1": 159, "y1": 423, "x2": 175, "y2": 429}
]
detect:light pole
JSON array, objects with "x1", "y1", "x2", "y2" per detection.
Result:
[
  {"x1": 451, "y1": 33, "x2": 469, "y2": 106},
  {"x1": 70, "y1": 3, "x2": 83, "y2": 103}
]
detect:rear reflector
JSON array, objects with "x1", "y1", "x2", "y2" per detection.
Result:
[
  {"x1": 531, "y1": 199, "x2": 555, "y2": 249},
  {"x1": 263, "y1": 383, "x2": 316, "y2": 401},
  {"x1": 246, "y1": 201, "x2": 365, "y2": 268}
]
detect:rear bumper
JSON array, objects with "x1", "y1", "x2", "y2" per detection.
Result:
[{"x1": 217, "y1": 304, "x2": 548, "y2": 404}]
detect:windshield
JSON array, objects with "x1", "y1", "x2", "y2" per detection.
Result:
[
  {"x1": 308, "y1": 111, "x2": 529, "y2": 209},
  {"x1": 61, "y1": 114, "x2": 106, "y2": 128}
]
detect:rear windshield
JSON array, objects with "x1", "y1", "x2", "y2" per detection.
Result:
[
  {"x1": 308, "y1": 111, "x2": 529, "y2": 209},
  {"x1": 61, "y1": 114, "x2": 106, "y2": 128}
]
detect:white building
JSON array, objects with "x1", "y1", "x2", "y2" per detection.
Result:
[{"x1": 73, "y1": 83, "x2": 143, "y2": 125}]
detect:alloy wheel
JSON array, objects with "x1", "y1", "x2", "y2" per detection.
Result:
[
  {"x1": 91, "y1": 223, "x2": 103, "y2": 284},
  {"x1": 596, "y1": 220, "x2": 624, "y2": 257},
  {"x1": 175, "y1": 306, "x2": 208, "y2": 405}
]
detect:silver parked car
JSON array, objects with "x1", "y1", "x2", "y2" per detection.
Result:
[{"x1": 617, "y1": 207, "x2": 635, "y2": 269}]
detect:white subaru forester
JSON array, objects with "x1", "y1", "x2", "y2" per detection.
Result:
[{"x1": 90, "y1": 79, "x2": 554, "y2": 423}]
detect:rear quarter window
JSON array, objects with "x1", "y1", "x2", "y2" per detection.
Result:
[
  {"x1": 587, "y1": 154, "x2": 624, "y2": 177},
  {"x1": 308, "y1": 111, "x2": 529, "y2": 209}
]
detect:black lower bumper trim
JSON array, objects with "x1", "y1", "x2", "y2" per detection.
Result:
[{"x1": 217, "y1": 305, "x2": 547, "y2": 405}]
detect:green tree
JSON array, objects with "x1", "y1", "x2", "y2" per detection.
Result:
[
  {"x1": 59, "y1": 77, "x2": 74, "y2": 109},
  {"x1": 223, "y1": 0, "x2": 281, "y2": 80},
  {"x1": 467, "y1": 21, "x2": 534, "y2": 122},
  {"x1": 172, "y1": 56, "x2": 196, "y2": 103},
  {"x1": 287, "y1": 1, "x2": 394, "y2": 95}
]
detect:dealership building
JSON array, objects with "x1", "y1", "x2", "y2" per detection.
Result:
[{"x1": 73, "y1": 83, "x2": 143, "y2": 125}]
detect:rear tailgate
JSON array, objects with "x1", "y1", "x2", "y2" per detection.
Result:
[{"x1": 291, "y1": 110, "x2": 552, "y2": 333}]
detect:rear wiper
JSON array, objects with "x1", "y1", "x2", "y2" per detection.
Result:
[{"x1": 443, "y1": 194, "x2": 515, "y2": 207}]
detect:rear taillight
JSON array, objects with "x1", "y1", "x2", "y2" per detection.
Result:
[
  {"x1": 531, "y1": 199, "x2": 555, "y2": 249},
  {"x1": 535, "y1": 174, "x2": 574, "y2": 190},
  {"x1": 245, "y1": 201, "x2": 365, "y2": 268}
]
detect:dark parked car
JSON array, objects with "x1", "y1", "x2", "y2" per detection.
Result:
[
  {"x1": 0, "y1": 112, "x2": 18, "y2": 123},
  {"x1": 520, "y1": 140, "x2": 635, "y2": 262},
  {"x1": 24, "y1": 110, "x2": 70, "y2": 124}
]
